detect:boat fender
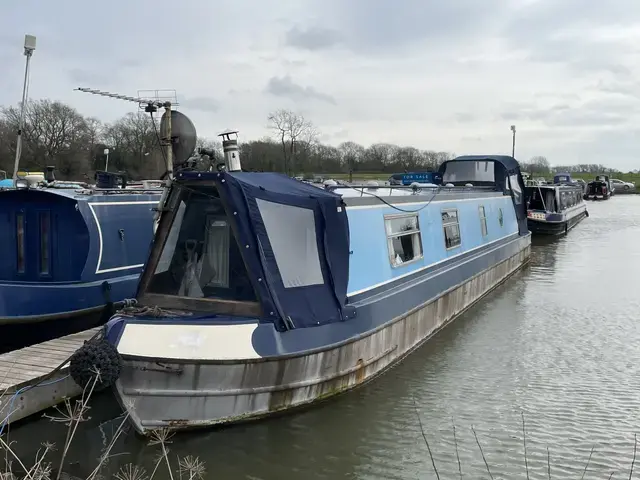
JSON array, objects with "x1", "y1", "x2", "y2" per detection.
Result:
[
  {"x1": 585, "y1": 210, "x2": 589, "y2": 217},
  {"x1": 69, "y1": 335, "x2": 123, "y2": 391}
]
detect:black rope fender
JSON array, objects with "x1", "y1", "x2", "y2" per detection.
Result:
[{"x1": 69, "y1": 327, "x2": 123, "y2": 390}]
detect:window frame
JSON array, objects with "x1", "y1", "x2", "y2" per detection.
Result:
[
  {"x1": 441, "y1": 208, "x2": 462, "y2": 250},
  {"x1": 38, "y1": 210, "x2": 52, "y2": 277},
  {"x1": 137, "y1": 181, "x2": 263, "y2": 317},
  {"x1": 16, "y1": 212, "x2": 25, "y2": 275},
  {"x1": 478, "y1": 205, "x2": 488, "y2": 237},
  {"x1": 383, "y1": 212, "x2": 424, "y2": 268}
]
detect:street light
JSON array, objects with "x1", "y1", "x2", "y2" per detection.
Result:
[
  {"x1": 103, "y1": 148, "x2": 110, "y2": 171},
  {"x1": 12, "y1": 34, "x2": 36, "y2": 182},
  {"x1": 510, "y1": 125, "x2": 516, "y2": 158}
]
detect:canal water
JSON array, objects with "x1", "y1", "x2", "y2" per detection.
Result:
[{"x1": 7, "y1": 195, "x2": 640, "y2": 479}]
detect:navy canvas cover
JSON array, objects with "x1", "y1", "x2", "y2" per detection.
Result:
[
  {"x1": 213, "y1": 172, "x2": 352, "y2": 330},
  {"x1": 439, "y1": 155, "x2": 529, "y2": 236}
]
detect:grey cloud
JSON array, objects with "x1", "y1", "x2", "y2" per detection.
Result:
[
  {"x1": 265, "y1": 75, "x2": 336, "y2": 105},
  {"x1": 595, "y1": 81, "x2": 640, "y2": 100},
  {"x1": 455, "y1": 113, "x2": 475, "y2": 123},
  {"x1": 68, "y1": 68, "x2": 117, "y2": 86},
  {"x1": 501, "y1": 0, "x2": 640, "y2": 75},
  {"x1": 295, "y1": 0, "x2": 509, "y2": 54},
  {"x1": 285, "y1": 27, "x2": 342, "y2": 51},
  {"x1": 180, "y1": 97, "x2": 220, "y2": 113},
  {"x1": 500, "y1": 98, "x2": 640, "y2": 127}
]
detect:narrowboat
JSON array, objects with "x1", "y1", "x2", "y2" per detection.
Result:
[
  {"x1": 94, "y1": 135, "x2": 531, "y2": 434},
  {"x1": 0, "y1": 170, "x2": 162, "y2": 352},
  {"x1": 524, "y1": 173, "x2": 588, "y2": 235},
  {"x1": 585, "y1": 175, "x2": 612, "y2": 200}
]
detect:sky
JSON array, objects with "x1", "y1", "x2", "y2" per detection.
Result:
[{"x1": 1, "y1": 0, "x2": 639, "y2": 170}]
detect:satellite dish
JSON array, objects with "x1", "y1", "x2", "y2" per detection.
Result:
[{"x1": 160, "y1": 110, "x2": 197, "y2": 166}]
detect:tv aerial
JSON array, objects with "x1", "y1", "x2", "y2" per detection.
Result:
[{"x1": 74, "y1": 87, "x2": 197, "y2": 178}]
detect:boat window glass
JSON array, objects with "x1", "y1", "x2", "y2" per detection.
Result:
[
  {"x1": 442, "y1": 160, "x2": 494, "y2": 184},
  {"x1": 442, "y1": 209, "x2": 461, "y2": 249},
  {"x1": 384, "y1": 213, "x2": 423, "y2": 267},
  {"x1": 256, "y1": 198, "x2": 324, "y2": 288},
  {"x1": 509, "y1": 174, "x2": 523, "y2": 204},
  {"x1": 16, "y1": 213, "x2": 25, "y2": 274},
  {"x1": 560, "y1": 191, "x2": 567, "y2": 210},
  {"x1": 147, "y1": 185, "x2": 258, "y2": 303},
  {"x1": 479, "y1": 206, "x2": 488, "y2": 237},
  {"x1": 39, "y1": 212, "x2": 51, "y2": 276}
]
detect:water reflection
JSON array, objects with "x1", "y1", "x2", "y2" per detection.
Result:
[{"x1": 7, "y1": 196, "x2": 640, "y2": 479}]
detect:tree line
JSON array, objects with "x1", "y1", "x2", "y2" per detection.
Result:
[{"x1": 0, "y1": 99, "x2": 622, "y2": 182}]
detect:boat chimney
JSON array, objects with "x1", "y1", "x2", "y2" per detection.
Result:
[
  {"x1": 218, "y1": 129, "x2": 242, "y2": 172},
  {"x1": 45, "y1": 166, "x2": 55, "y2": 183}
]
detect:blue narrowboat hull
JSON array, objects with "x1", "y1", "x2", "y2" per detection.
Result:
[{"x1": 0, "y1": 187, "x2": 161, "y2": 352}]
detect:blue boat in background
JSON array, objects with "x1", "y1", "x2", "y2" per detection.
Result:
[
  {"x1": 0, "y1": 170, "x2": 12, "y2": 189},
  {"x1": 89, "y1": 125, "x2": 531, "y2": 434},
  {"x1": 0, "y1": 170, "x2": 162, "y2": 352}
]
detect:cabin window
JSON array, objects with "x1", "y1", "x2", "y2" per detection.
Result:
[
  {"x1": 256, "y1": 198, "x2": 324, "y2": 288},
  {"x1": 442, "y1": 209, "x2": 461, "y2": 249},
  {"x1": 479, "y1": 206, "x2": 488, "y2": 237},
  {"x1": 147, "y1": 185, "x2": 258, "y2": 304},
  {"x1": 560, "y1": 191, "x2": 567, "y2": 210},
  {"x1": 384, "y1": 213, "x2": 423, "y2": 267},
  {"x1": 39, "y1": 212, "x2": 51, "y2": 276},
  {"x1": 16, "y1": 213, "x2": 25, "y2": 274}
]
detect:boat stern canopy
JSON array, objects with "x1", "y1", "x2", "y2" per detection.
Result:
[
  {"x1": 141, "y1": 171, "x2": 354, "y2": 331},
  {"x1": 439, "y1": 155, "x2": 528, "y2": 235}
]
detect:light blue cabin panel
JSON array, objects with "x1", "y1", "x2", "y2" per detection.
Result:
[{"x1": 345, "y1": 195, "x2": 518, "y2": 295}]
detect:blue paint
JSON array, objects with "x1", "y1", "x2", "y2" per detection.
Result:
[
  {"x1": 0, "y1": 187, "x2": 161, "y2": 322},
  {"x1": 106, "y1": 233, "x2": 530, "y2": 357},
  {"x1": 345, "y1": 194, "x2": 518, "y2": 294}
]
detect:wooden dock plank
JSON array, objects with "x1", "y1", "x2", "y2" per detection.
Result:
[{"x1": 0, "y1": 327, "x2": 100, "y2": 425}]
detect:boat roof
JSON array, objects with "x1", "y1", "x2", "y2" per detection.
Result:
[
  {"x1": 0, "y1": 185, "x2": 162, "y2": 201},
  {"x1": 442, "y1": 154, "x2": 521, "y2": 172}
]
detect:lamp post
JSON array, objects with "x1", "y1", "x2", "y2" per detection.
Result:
[
  {"x1": 104, "y1": 148, "x2": 110, "y2": 171},
  {"x1": 12, "y1": 34, "x2": 36, "y2": 182},
  {"x1": 510, "y1": 125, "x2": 516, "y2": 158}
]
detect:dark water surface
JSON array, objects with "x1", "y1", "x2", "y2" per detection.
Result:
[{"x1": 7, "y1": 196, "x2": 640, "y2": 479}]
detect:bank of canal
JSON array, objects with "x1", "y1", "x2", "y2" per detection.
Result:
[{"x1": 7, "y1": 195, "x2": 640, "y2": 479}]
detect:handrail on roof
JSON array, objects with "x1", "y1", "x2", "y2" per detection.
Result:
[{"x1": 324, "y1": 184, "x2": 498, "y2": 191}]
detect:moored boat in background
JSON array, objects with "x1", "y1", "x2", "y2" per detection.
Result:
[
  {"x1": 85, "y1": 112, "x2": 532, "y2": 435},
  {"x1": 585, "y1": 175, "x2": 613, "y2": 200},
  {"x1": 525, "y1": 173, "x2": 588, "y2": 235},
  {"x1": 0, "y1": 170, "x2": 162, "y2": 352}
]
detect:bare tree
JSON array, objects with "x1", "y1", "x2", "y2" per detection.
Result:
[
  {"x1": 338, "y1": 141, "x2": 365, "y2": 182},
  {"x1": 529, "y1": 156, "x2": 550, "y2": 175},
  {"x1": 267, "y1": 109, "x2": 315, "y2": 175},
  {"x1": 2, "y1": 99, "x2": 93, "y2": 178}
]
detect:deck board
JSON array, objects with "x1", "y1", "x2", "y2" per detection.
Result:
[{"x1": 0, "y1": 327, "x2": 100, "y2": 424}]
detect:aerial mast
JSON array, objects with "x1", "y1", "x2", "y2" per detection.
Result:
[
  {"x1": 12, "y1": 34, "x2": 37, "y2": 182},
  {"x1": 74, "y1": 87, "x2": 178, "y2": 177}
]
